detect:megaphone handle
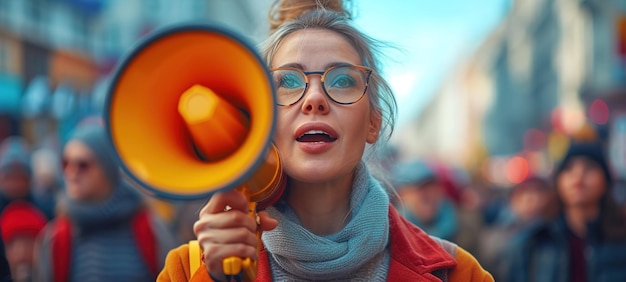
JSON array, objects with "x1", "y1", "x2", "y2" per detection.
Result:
[{"x1": 222, "y1": 199, "x2": 259, "y2": 281}]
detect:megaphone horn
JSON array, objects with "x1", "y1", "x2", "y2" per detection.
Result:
[
  {"x1": 105, "y1": 22, "x2": 284, "y2": 202},
  {"x1": 105, "y1": 22, "x2": 286, "y2": 280}
]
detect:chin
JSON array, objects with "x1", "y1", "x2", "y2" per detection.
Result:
[
  {"x1": 66, "y1": 186, "x2": 86, "y2": 200},
  {"x1": 288, "y1": 163, "x2": 356, "y2": 186},
  {"x1": 288, "y1": 168, "x2": 331, "y2": 183}
]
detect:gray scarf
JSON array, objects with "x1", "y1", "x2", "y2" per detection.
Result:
[{"x1": 263, "y1": 163, "x2": 390, "y2": 280}]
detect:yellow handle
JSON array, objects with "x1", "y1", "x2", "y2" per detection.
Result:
[
  {"x1": 189, "y1": 240, "x2": 201, "y2": 275},
  {"x1": 222, "y1": 200, "x2": 259, "y2": 280}
]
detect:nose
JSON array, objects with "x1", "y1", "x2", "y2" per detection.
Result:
[
  {"x1": 63, "y1": 165, "x2": 81, "y2": 180},
  {"x1": 300, "y1": 76, "x2": 330, "y2": 114}
]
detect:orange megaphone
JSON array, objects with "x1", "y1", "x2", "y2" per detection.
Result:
[{"x1": 104, "y1": 23, "x2": 285, "y2": 280}]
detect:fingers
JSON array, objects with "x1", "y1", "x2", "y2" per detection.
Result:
[
  {"x1": 194, "y1": 208, "x2": 258, "y2": 235},
  {"x1": 200, "y1": 189, "x2": 250, "y2": 215},
  {"x1": 258, "y1": 211, "x2": 278, "y2": 231},
  {"x1": 197, "y1": 228, "x2": 259, "y2": 260},
  {"x1": 201, "y1": 240, "x2": 258, "y2": 279},
  {"x1": 193, "y1": 190, "x2": 264, "y2": 278}
]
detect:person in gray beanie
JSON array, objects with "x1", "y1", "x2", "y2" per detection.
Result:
[
  {"x1": 34, "y1": 119, "x2": 176, "y2": 282},
  {"x1": 0, "y1": 137, "x2": 34, "y2": 213},
  {"x1": 391, "y1": 160, "x2": 459, "y2": 242},
  {"x1": 505, "y1": 140, "x2": 626, "y2": 281}
]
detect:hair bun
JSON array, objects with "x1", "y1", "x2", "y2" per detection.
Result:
[{"x1": 269, "y1": 0, "x2": 349, "y2": 33}]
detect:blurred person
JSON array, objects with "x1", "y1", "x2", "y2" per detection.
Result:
[
  {"x1": 505, "y1": 141, "x2": 626, "y2": 281},
  {"x1": 0, "y1": 137, "x2": 31, "y2": 203},
  {"x1": 392, "y1": 160, "x2": 459, "y2": 241},
  {"x1": 510, "y1": 177, "x2": 558, "y2": 221},
  {"x1": 479, "y1": 176, "x2": 556, "y2": 281},
  {"x1": 480, "y1": 185, "x2": 509, "y2": 227},
  {"x1": 0, "y1": 137, "x2": 43, "y2": 216},
  {"x1": 33, "y1": 120, "x2": 176, "y2": 282},
  {"x1": 451, "y1": 172, "x2": 489, "y2": 259},
  {"x1": 0, "y1": 200, "x2": 47, "y2": 282},
  {"x1": 158, "y1": 0, "x2": 493, "y2": 281}
]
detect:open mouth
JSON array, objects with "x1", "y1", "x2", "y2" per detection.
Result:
[{"x1": 296, "y1": 130, "x2": 338, "y2": 142}]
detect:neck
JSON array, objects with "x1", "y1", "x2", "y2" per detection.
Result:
[
  {"x1": 564, "y1": 204, "x2": 600, "y2": 238},
  {"x1": 287, "y1": 173, "x2": 354, "y2": 235}
]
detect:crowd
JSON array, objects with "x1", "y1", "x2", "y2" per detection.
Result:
[
  {"x1": 0, "y1": 0, "x2": 625, "y2": 281},
  {"x1": 3, "y1": 114, "x2": 625, "y2": 281}
]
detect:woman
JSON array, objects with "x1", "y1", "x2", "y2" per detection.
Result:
[
  {"x1": 505, "y1": 140, "x2": 626, "y2": 281},
  {"x1": 34, "y1": 120, "x2": 176, "y2": 282},
  {"x1": 159, "y1": 0, "x2": 492, "y2": 281}
]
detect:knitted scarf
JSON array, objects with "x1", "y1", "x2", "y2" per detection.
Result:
[
  {"x1": 65, "y1": 182, "x2": 142, "y2": 232},
  {"x1": 63, "y1": 182, "x2": 154, "y2": 282},
  {"x1": 263, "y1": 163, "x2": 390, "y2": 280}
]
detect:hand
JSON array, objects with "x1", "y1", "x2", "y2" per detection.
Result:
[{"x1": 193, "y1": 189, "x2": 278, "y2": 280}]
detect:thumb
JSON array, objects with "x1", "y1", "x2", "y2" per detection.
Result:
[{"x1": 258, "y1": 211, "x2": 278, "y2": 231}]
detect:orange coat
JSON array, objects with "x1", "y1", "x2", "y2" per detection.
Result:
[{"x1": 158, "y1": 206, "x2": 493, "y2": 282}]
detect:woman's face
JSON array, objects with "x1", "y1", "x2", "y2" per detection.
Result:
[
  {"x1": 271, "y1": 29, "x2": 380, "y2": 184},
  {"x1": 62, "y1": 141, "x2": 112, "y2": 202},
  {"x1": 557, "y1": 156, "x2": 606, "y2": 208}
]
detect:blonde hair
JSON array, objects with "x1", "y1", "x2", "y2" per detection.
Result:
[{"x1": 268, "y1": 0, "x2": 349, "y2": 34}]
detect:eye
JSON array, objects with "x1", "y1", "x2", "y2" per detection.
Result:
[
  {"x1": 328, "y1": 74, "x2": 356, "y2": 89},
  {"x1": 276, "y1": 71, "x2": 305, "y2": 89},
  {"x1": 326, "y1": 67, "x2": 362, "y2": 90}
]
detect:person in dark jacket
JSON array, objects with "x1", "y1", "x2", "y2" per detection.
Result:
[{"x1": 505, "y1": 140, "x2": 626, "y2": 282}]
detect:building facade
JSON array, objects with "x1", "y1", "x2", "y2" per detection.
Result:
[
  {"x1": 400, "y1": 0, "x2": 626, "y2": 185},
  {"x1": 0, "y1": 0, "x2": 273, "y2": 146}
]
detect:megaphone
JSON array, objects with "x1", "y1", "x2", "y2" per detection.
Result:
[{"x1": 104, "y1": 23, "x2": 286, "y2": 279}]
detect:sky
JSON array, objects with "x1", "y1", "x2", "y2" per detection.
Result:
[{"x1": 352, "y1": 0, "x2": 511, "y2": 128}]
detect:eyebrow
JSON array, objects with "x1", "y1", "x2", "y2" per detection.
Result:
[{"x1": 274, "y1": 62, "x2": 355, "y2": 70}]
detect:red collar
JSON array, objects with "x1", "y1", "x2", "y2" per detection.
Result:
[{"x1": 386, "y1": 206, "x2": 457, "y2": 280}]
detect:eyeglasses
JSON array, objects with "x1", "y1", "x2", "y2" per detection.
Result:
[
  {"x1": 62, "y1": 157, "x2": 94, "y2": 173},
  {"x1": 270, "y1": 65, "x2": 373, "y2": 106}
]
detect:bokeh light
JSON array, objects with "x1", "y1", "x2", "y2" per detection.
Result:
[
  {"x1": 505, "y1": 156, "x2": 529, "y2": 184},
  {"x1": 589, "y1": 98, "x2": 609, "y2": 125}
]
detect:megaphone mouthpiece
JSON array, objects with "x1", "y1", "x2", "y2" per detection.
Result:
[{"x1": 179, "y1": 84, "x2": 250, "y2": 161}]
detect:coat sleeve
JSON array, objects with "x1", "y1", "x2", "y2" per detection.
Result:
[
  {"x1": 157, "y1": 244, "x2": 215, "y2": 282},
  {"x1": 448, "y1": 246, "x2": 494, "y2": 282},
  {"x1": 157, "y1": 244, "x2": 192, "y2": 282}
]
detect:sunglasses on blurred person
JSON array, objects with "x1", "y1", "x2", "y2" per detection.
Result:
[{"x1": 62, "y1": 158, "x2": 94, "y2": 173}]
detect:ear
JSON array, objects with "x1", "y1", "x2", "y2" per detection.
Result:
[{"x1": 366, "y1": 110, "x2": 382, "y2": 144}]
